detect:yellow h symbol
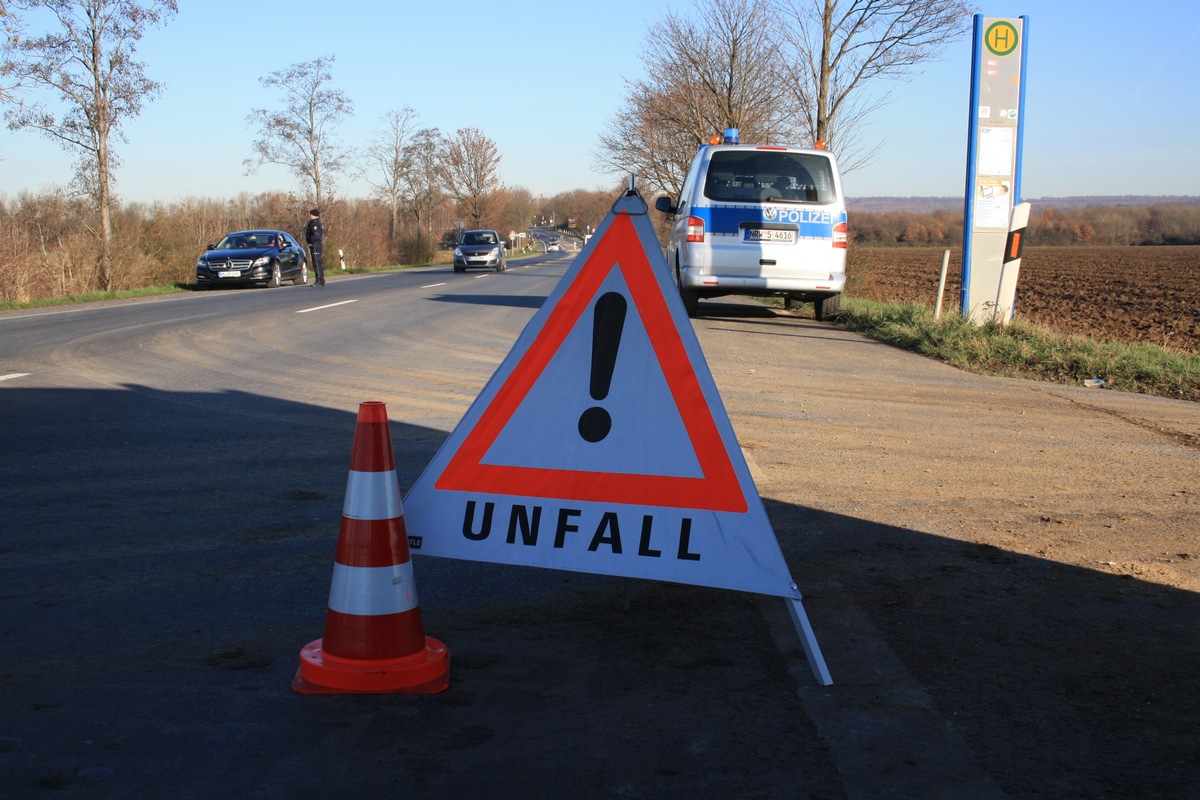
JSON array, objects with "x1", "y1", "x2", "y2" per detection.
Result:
[{"x1": 985, "y1": 21, "x2": 1019, "y2": 56}]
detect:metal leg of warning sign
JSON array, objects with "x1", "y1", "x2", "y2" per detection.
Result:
[{"x1": 786, "y1": 598, "x2": 833, "y2": 686}]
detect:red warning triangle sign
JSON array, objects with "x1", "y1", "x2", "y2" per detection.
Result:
[
  {"x1": 404, "y1": 190, "x2": 799, "y2": 603},
  {"x1": 434, "y1": 210, "x2": 746, "y2": 513},
  {"x1": 402, "y1": 189, "x2": 832, "y2": 684}
]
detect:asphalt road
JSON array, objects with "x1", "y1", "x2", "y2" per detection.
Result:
[{"x1": 2, "y1": 250, "x2": 1197, "y2": 799}]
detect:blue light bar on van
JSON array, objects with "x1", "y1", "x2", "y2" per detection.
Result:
[{"x1": 723, "y1": 128, "x2": 739, "y2": 144}]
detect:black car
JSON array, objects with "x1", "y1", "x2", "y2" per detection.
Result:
[
  {"x1": 453, "y1": 230, "x2": 507, "y2": 272},
  {"x1": 195, "y1": 230, "x2": 309, "y2": 288}
]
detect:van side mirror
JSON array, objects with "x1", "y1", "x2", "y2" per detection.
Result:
[{"x1": 654, "y1": 196, "x2": 677, "y2": 214}]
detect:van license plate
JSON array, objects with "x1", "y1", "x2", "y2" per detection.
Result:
[{"x1": 744, "y1": 229, "x2": 795, "y2": 243}]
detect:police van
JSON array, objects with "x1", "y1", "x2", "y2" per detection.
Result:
[{"x1": 654, "y1": 129, "x2": 848, "y2": 319}]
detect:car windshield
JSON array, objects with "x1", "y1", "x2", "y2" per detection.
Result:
[
  {"x1": 461, "y1": 232, "x2": 498, "y2": 246},
  {"x1": 217, "y1": 233, "x2": 279, "y2": 249},
  {"x1": 703, "y1": 151, "x2": 837, "y2": 204}
]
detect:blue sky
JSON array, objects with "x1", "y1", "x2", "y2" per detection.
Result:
[{"x1": 3, "y1": 1, "x2": 1198, "y2": 203}]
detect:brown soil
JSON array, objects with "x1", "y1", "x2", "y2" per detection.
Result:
[
  {"x1": 691, "y1": 302, "x2": 1200, "y2": 798},
  {"x1": 849, "y1": 245, "x2": 1200, "y2": 352}
]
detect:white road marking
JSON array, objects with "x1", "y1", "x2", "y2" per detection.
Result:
[
  {"x1": 1, "y1": 373, "x2": 31, "y2": 382},
  {"x1": 296, "y1": 299, "x2": 359, "y2": 314},
  {"x1": 421, "y1": 282, "x2": 447, "y2": 289}
]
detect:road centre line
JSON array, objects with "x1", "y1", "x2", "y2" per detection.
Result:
[
  {"x1": 296, "y1": 299, "x2": 359, "y2": 314},
  {"x1": 420, "y1": 282, "x2": 446, "y2": 289},
  {"x1": 1, "y1": 373, "x2": 31, "y2": 382}
]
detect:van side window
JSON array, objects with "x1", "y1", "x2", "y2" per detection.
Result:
[{"x1": 677, "y1": 155, "x2": 704, "y2": 212}]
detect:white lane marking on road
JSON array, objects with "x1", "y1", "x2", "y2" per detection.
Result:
[
  {"x1": 421, "y1": 282, "x2": 447, "y2": 289},
  {"x1": 296, "y1": 299, "x2": 359, "y2": 314},
  {"x1": 1, "y1": 373, "x2": 31, "y2": 382}
]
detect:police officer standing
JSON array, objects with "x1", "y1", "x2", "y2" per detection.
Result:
[{"x1": 305, "y1": 208, "x2": 325, "y2": 286}]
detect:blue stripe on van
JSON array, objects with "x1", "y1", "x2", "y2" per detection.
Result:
[{"x1": 693, "y1": 206, "x2": 846, "y2": 238}]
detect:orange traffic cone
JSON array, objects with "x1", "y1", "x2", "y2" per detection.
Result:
[{"x1": 293, "y1": 401, "x2": 450, "y2": 694}]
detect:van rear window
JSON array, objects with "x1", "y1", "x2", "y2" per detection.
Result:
[{"x1": 703, "y1": 151, "x2": 837, "y2": 204}]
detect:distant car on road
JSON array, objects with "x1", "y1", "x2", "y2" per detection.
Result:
[
  {"x1": 195, "y1": 230, "x2": 309, "y2": 289},
  {"x1": 454, "y1": 230, "x2": 507, "y2": 272},
  {"x1": 546, "y1": 242, "x2": 562, "y2": 253}
]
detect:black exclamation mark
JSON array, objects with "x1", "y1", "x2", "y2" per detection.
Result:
[{"x1": 578, "y1": 292, "x2": 627, "y2": 443}]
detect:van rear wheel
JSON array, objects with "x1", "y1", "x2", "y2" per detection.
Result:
[
  {"x1": 814, "y1": 293, "x2": 841, "y2": 321},
  {"x1": 679, "y1": 287, "x2": 699, "y2": 318},
  {"x1": 675, "y1": 260, "x2": 699, "y2": 317}
]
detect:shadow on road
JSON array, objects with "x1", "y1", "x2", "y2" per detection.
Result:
[
  {"x1": 1, "y1": 384, "x2": 1195, "y2": 798},
  {"x1": 691, "y1": 300, "x2": 781, "y2": 319},
  {"x1": 429, "y1": 292, "x2": 547, "y2": 310}
]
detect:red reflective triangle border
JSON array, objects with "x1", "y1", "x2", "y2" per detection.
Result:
[{"x1": 434, "y1": 213, "x2": 747, "y2": 513}]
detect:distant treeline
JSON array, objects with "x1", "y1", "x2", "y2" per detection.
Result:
[
  {"x1": 3, "y1": 189, "x2": 1198, "y2": 304},
  {"x1": 850, "y1": 202, "x2": 1200, "y2": 247},
  {"x1": 0, "y1": 191, "x2": 402, "y2": 303},
  {"x1": 0, "y1": 187, "x2": 614, "y2": 303},
  {"x1": 849, "y1": 195, "x2": 1200, "y2": 213}
]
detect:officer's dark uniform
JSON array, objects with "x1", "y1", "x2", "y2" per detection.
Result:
[{"x1": 305, "y1": 209, "x2": 325, "y2": 286}]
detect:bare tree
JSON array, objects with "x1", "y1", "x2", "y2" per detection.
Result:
[
  {"x1": 245, "y1": 55, "x2": 353, "y2": 210},
  {"x1": 774, "y1": 0, "x2": 973, "y2": 172},
  {"x1": 501, "y1": 185, "x2": 538, "y2": 236},
  {"x1": 597, "y1": 84, "x2": 714, "y2": 200},
  {"x1": 1, "y1": 0, "x2": 178, "y2": 291},
  {"x1": 599, "y1": 0, "x2": 972, "y2": 193},
  {"x1": 597, "y1": 0, "x2": 794, "y2": 198},
  {"x1": 0, "y1": 0, "x2": 24, "y2": 111},
  {"x1": 440, "y1": 127, "x2": 503, "y2": 227},
  {"x1": 362, "y1": 106, "x2": 418, "y2": 252},
  {"x1": 645, "y1": 0, "x2": 799, "y2": 145},
  {"x1": 398, "y1": 127, "x2": 446, "y2": 254}
]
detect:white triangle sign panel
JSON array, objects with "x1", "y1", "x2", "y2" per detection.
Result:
[{"x1": 403, "y1": 191, "x2": 801, "y2": 602}]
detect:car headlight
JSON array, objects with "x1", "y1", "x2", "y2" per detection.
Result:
[
  {"x1": 251, "y1": 256, "x2": 270, "y2": 268},
  {"x1": 453, "y1": 247, "x2": 463, "y2": 258},
  {"x1": 489, "y1": 247, "x2": 500, "y2": 257},
  {"x1": 196, "y1": 258, "x2": 207, "y2": 269}
]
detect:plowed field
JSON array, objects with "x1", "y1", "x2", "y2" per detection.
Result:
[{"x1": 849, "y1": 245, "x2": 1200, "y2": 353}]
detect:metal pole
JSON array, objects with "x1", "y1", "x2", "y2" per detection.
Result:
[
  {"x1": 934, "y1": 249, "x2": 950, "y2": 320},
  {"x1": 994, "y1": 261, "x2": 1008, "y2": 323}
]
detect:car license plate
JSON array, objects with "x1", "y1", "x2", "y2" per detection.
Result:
[
  {"x1": 744, "y1": 228, "x2": 795, "y2": 244},
  {"x1": 217, "y1": 270, "x2": 240, "y2": 278}
]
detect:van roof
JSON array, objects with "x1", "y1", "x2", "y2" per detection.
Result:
[{"x1": 699, "y1": 142, "x2": 836, "y2": 157}]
